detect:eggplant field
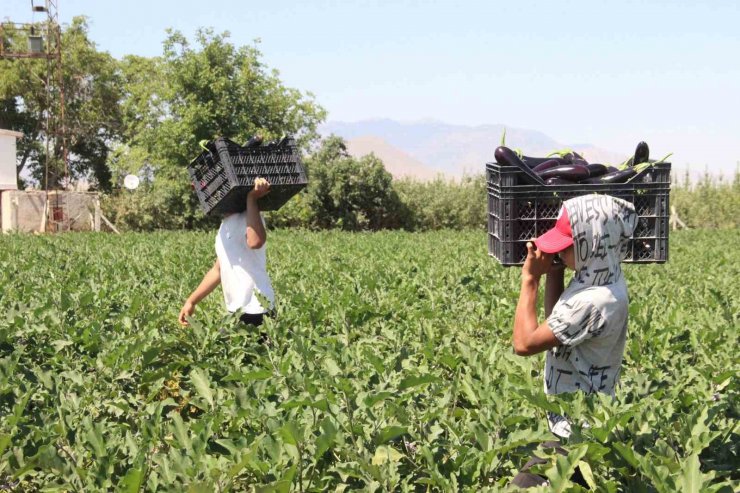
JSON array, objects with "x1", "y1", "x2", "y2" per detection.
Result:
[{"x1": 0, "y1": 230, "x2": 738, "y2": 491}]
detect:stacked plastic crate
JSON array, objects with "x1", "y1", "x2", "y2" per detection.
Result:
[
  {"x1": 486, "y1": 161, "x2": 671, "y2": 266},
  {"x1": 188, "y1": 137, "x2": 308, "y2": 216}
]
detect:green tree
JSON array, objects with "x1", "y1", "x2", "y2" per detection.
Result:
[
  {"x1": 298, "y1": 135, "x2": 410, "y2": 230},
  {"x1": 395, "y1": 174, "x2": 487, "y2": 230},
  {"x1": 109, "y1": 28, "x2": 326, "y2": 229},
  {"x1": 0, "y1": 17, "x2": 122, "y2": 189}
]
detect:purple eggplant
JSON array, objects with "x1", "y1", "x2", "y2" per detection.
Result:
[
  {"x1": 571, "y1": 152, "x2": 589, "y2": 166},
  {"x1": 633, "y1": 141, "x2": 649, "y2": 166},
  {"x1": 533, "y1": 159, "x2": 564, "y2": 173},
  {"x1": 494, "y1": 146, "x2": 526, "y2": 168},
  {"x1": 582, "y1": 168, "x2": 637, "y2": 184},
  {"x1": 585, "y1": 163, "x2": 608, "y2": 178},
  {"x1": 538, "y1": 164, "x2": 590, "y2": 181},
  {"x1": 494, "y1": 146, "x2": 546, "y2": 185},
  {"x1": 522, "y1": 156, "x2": 567, "y2": 168},
  {"x1": 545, "y1": 177, "x2": 577, "y2": 186}
]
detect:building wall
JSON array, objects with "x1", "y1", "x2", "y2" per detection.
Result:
[
  {"x1": 1, "y1": 191, "x2": 100, "y2": 233},
  {"x1": 0, "y1": 130, "x2": 22, "y2": 190},
  {"x1": 1, "y1": 191, "x2": 46, "y2": 232}
]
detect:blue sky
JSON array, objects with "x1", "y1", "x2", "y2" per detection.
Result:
[{"x1": 4, "y1": 0, "x2": 739, "y2": 174}]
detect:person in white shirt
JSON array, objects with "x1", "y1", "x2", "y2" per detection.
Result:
[
  {"x1": 179, "y1": 178, "x2": 275, "y2": 328},
  {"x1": 510, "y1": 194, "x2": 638, "y2": 488}
]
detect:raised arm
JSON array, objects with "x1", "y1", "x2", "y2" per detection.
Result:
[
  {"x1": 512, "y1": 243, "x2": 561, "y2": 356},
  {"x1": 179, "y1": 259, "x2": 221, "y2": 325},
  {"x1": 246, "y1": 178, "x2": 270, "y2": 249}
]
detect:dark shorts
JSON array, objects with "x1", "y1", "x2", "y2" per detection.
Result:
[{"x1": 238, "y1": 310, "x2": 276, "y2": 327}]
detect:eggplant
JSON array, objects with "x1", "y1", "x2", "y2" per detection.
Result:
[
  {"x1": 538, "y1": 164, "x2": 590, "y2": 181},
  {"x1": 545, "y1": 177, "x2": 577, "y2": 186},
  {"x1": 522, "y1": 156, "x2": 567, "y2": 168},
  {"x1": 244, "y1": 135, "x2": 263, "y2": 148},
  {"x1": 582, "y1": 168, "x2": 637, "y2": 184},
  {"x1": 494, "y1": 146, "x2": 526, "y2": 168},
  {"x1": 606, "y1": 166, "x2": 619, "y2": 173},
  {"x1": 571, "y1": 152, "x2": 589, "y2": 166},
  {"x1": 633, "y1": 141, "x2": 649, "y2": 166},
  {"x1": 533, "y1": 159, "x2": 564, "y2": 173},
  {"x1": 494, "y1": 146, "x2": 545, "y2": 185},
  {"x1": 585, "y1": 163, "x2": 608, "y2": 178}
]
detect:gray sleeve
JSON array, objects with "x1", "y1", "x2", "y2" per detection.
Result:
[{"x1": 547, "y1": 298, "x2": 606, "y2": 347}]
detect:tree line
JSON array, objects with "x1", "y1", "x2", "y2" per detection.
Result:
[
  {"x1": 2, "y1": 18, "x2": 736, "y2": 232},
  {"x1": 1, "y1": 17, "x2": 488, "y2": 231}
]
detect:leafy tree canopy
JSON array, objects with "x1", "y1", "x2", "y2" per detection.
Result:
[{"x1": 0, "y1": 16, "x2": 122, "y2": 189}]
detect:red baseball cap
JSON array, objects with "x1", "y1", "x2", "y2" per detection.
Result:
[{"x1": 534, "y1": 206, "x2": 573, "y2": 253}]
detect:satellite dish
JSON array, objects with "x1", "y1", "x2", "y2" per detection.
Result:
[{"x1": 123, "y1": 175, "x2": 140, "y2": 190}]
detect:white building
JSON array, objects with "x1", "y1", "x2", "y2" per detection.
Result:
[
  {"x1": 0, "y1": 129, "x2": 23, "y2": 190},
  {"x1": 0, "y1": 129, "x2": 104, "y2": 233}
]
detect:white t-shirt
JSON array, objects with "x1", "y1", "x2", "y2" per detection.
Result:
[
  {"x1": 545, "y1": 282, "x2": 629, "y2": 397},
  {"x1": 215, "y1": 212, "x2": 275, "y2": 314},
  {"x1": 543, "y1": 194, "x2": 638, "y2": 437}
]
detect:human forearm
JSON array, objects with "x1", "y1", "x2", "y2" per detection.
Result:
[
  {"x1": 246, "y1": 195, "x2": 267, "y2": 249},
  {"x1": 187, "y1": 265, "x2": 221, "y2": 305},
  {"x1": 513, "y1": 277, "x2": 540, "y2": 353},
  {"x1": 544, "y1": 267, "x2": 565, "y2": 318}
]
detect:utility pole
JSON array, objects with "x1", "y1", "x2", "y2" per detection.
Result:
[{"x1": 0, "y1": 1, "x2": 68, "y2": 230}]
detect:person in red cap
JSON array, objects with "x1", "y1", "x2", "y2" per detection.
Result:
[{"x1": 510, "y1": 194, "x2": 637, "y2": 488}]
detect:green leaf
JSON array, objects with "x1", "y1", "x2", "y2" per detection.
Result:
[
  {"x1": 84, "y1": 420, "x2": 107, "y2": 459},
  {"x1": 371, "y1": 445, "x2": 404, "y2": 465},
  {"x1": 612, "y1": 442, "x2": 639, "y2": 469},
  {"x1": 0, "y1": 433, "x2": 11, "y2": 456},
  {"x1": 315, "y1": 418, "x2": 338, "y2": 459},
  {"x1": 189, "y1": 368, "x2": 214, "y2": 409},
  {"x1": 398, "y1": 374, "x2": 439, "y2": 391},
  {"x1": 375, "y1": 425, "x2": 407, "y2": 444},
  {"x1": 224, "y1": 369, "x2": 272, "y2": 382},
  {"x1": 170, "y1": 413, "x2": 192, "y2": 449},
  {"x1": 279, "y1": 421, "x2": 302, "y2": 446},
  {"x1": 678, "y1": 454, "x2": 704, "y2": 493},
  {"x1": 119, "y1": 467, "x2": 144, "y2": 493},
  {"x1": 364, "y1": 391, "x2": 394, "y2": 407},
  {"x1": 324, "y1": 358, "x2": 341, "y2": 376},
  {"x1": 576, "y1": 460, "x2": 596, "y2": 490}
]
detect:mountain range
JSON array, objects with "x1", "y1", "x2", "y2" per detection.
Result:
[{"x1": 320, "y1": 119, "x2": 627, "y2": 180}]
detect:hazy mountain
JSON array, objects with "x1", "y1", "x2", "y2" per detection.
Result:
[
  {"x1": 320, "y1": 119, "x2": 627, "y2": 179},
  {"x1": 344, "y1": 136, "x2": 443, "y2": 180}
]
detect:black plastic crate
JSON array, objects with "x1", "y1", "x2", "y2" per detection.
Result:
[
  {"x1": 188, "y1": 137, "x2": 308, "y2": 215},
  {"x1": 486, "y1": 162, "x2": 671, "y2": 266}
]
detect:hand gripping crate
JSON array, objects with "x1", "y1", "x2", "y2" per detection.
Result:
[
  {"x1": 486, "y1": 162, "x2": 671, "y2": 266},
  {"x1": 188, "y1": 137, "x2": 308, "y2": 215}
]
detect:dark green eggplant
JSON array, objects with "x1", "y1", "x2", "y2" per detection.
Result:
[
  {"x1": 533, "y1": 159, "x2": 564, "y2": 173},
  {"x1": 545, "y1": 177, "x2": 577, "y2": 186},
  {"x1": 583, "y1": 168, "x2": 637, "y2": 184},
  {"x1": 538, "y1": 164, "x2": 590, "y2": 181},
  {"x1": 585, "y1": 163, "x2": 608, "y2": 178},
  {"x1": 633, "y1": 141, "x2": 649, "y2": 166}
]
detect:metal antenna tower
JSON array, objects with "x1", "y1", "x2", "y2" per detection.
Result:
[{"x1": 1, "y1": 1, "x2": 69, "y2": 230}]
